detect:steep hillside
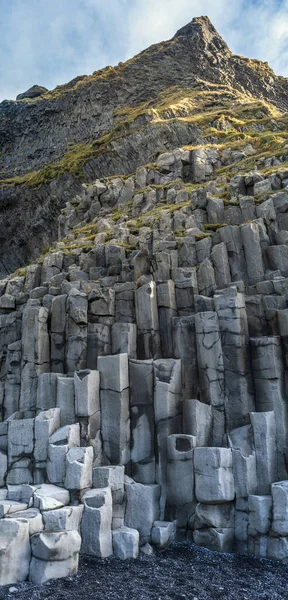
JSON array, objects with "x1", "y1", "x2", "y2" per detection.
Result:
[
  {"x1": 2, "y1": 16, "x2": 288, "y2": 180},
  {"x1": 0, "y1": 16, "x2": 288, "y2": 274}
]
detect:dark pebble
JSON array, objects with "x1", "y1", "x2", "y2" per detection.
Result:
[{"x1": 2, "y1": 542, "x2": 288, "y2": 600}]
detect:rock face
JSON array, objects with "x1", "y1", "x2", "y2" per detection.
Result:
[
  {"x1": 16, "y1": 85, "x2": 48, "y2": 101},
  {"x1": 0, "y1": 15, "x2": 288, "y2": 274},
  {"x1": 1, "y1": 13, "x2": 288, "y2": 587}
]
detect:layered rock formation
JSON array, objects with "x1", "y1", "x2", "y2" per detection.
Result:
[{"x1": 0, "y1": 14, "x2": 288, "y2": 586}]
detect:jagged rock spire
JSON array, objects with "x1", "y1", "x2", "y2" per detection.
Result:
[{"x1": 174, "y1": 15, "x2": 231, "y2": 55}]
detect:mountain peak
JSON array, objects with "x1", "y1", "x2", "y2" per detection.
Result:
[{"x1": 174, "y1": 15, "x2": 231, "y2": 55}]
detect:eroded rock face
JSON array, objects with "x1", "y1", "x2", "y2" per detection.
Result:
[{"x1": 2, "y1": 13, "x2": 288, "y2": 589}]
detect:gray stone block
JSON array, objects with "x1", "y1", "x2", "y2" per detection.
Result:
[
  {"x1": 194, "y1": 448, "x2": 235, "y2": 504},
  {"x1": 81, "y1": 487, "x2": 113, "y2": 558},
  {"x1": 125, "y1": 481, "x2": 160, "y2": 544},
  {"x1": 112, "y1": 526, "x2": 139, "y2": 559}
]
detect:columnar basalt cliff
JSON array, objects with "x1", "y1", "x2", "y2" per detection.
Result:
[{"x1": 0, "y1": 15, "x2": 288, "y2": 586}]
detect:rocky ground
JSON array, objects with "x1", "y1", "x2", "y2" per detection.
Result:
[{"x1": 1, "y1": 543, "x2": 288, "y2": 600}]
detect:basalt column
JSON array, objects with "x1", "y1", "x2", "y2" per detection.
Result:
[
  {"x1": 195, "y1": 312, "x2": 225, "y2": 446},
  {"x1": 66, "y1": 289, "x2": 88, "y2": 374},
  {"x1": 98, "y1": 354, "x2": 130, "y2": 466},
  {"x1": 250, "y1": 337, "x2": 288, "y2": 480},
  {"x1": 214, "y1": 291, "x2": 255, "y2": 431},
  {"x1": 20, "y1": 304, "x2": 50, "y2": 417},
  {"x1": 50, "y1": 295, "x2": 67, "y2": 374},
  {"x1": 129, "y1": 359, "x2": 155, "y2": 484},
  {"x1": 135, "y1": 282, "x2": 161, "y2": 359},
  {"x1": 166, "y1": 434, "x2": 196, "y2": 531},
  {"x1": 172, "y1": 315, "x2": 199, "y2": 400},
  {"x1": 153, "y1": 358, "x2": 182, "y2": 518}
]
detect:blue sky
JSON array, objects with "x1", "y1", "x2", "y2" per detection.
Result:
[{"x1": 1, "y1": 0, "x2": 288, "y2": 101}]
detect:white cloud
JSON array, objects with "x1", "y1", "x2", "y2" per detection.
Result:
[
  {"x1": 125, "y1": 0, "x2": 242, "y2": 52},
  {"x1": 0, "y1": 0, "x2": 288, "y2": 101},
  {"x1": 124, "y1": 0, "x2": 288, "y2": 76}
]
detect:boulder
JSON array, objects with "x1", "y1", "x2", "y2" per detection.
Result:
[
  {"x1": 248, "y1": 495, "x2": 272, "y2": 536},
  {"x1": 112, "y1": 526, "x2": 139, "y2": 559},
  {"x1": 271, "y1": 481, "x2": 288, "y2": 536},
  {"x1": 0, "y1": 519, "x2": 31, "y2": 585},
  {"x1": 16, "y1": 85, "x2": 48, "y2": 100},
  {"x1": 193, "y1": 527, "x2": 234, "y2": 553},
  {"x1": 43, "y1": 505, "x2": 83, "y2": 531},
  {"x1": 5, "y1": 508, "x2": 43, "y2": 535},
  {"x1": 125, "y1": 481, "x2": 161, "y2": 544},
  {"x1": 65, "y1": 446, "x2": 93, "y2": 490},
  {"x1": 33, "y1": 484, "x2": 70, "y2": 510},
  {"x1": 31, "y1": 530, "x2": 81, "y2": 561},
  {"x1": 151, "y1": 521, "x2": 176, "y2": 549},
  {"x1": 81, "y1": 488, "x2": 113, "y2": 558},
  {"x1": 29, "y1": 555, "x2": 79, "y2": 584}
]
